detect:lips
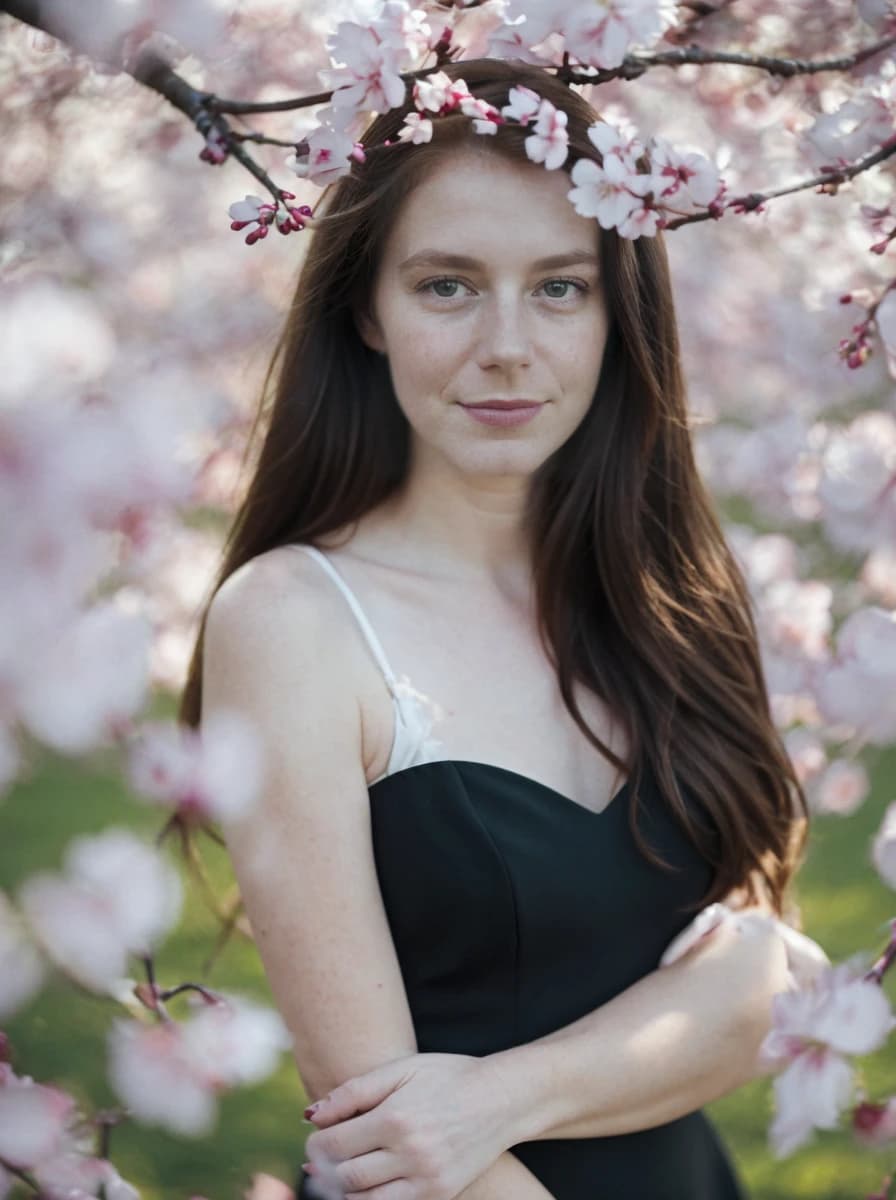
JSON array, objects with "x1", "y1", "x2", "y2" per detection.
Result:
[{"x1": 461, "y1": 400, "x2": 543, "y2": 411}]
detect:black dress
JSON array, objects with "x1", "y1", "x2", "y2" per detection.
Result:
[{"x1": 297, "y1": 757, "x2": 748, "y2": 1200}]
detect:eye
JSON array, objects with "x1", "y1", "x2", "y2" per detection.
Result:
[
  {"x1": 539, "y1": 278, "x2": 588, "y2": 301},
  {"x1": 417, "y1": 277, "x2": 473, "y2": 300}
]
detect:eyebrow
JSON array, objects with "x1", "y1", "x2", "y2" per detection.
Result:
[{"x1": 397, "y1": 250, "x2": 600, "y2": 273}]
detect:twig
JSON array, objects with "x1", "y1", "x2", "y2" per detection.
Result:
[{"x1": 664, "y1": 136, "x2": 896, "y2": 230}]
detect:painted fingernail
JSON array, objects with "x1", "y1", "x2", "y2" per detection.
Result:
[{"x1": 304, "y1": 1102, "x2": 320, "y2": 1120}]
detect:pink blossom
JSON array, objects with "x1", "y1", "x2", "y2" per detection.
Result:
[
  {"x1": 817, "y1": 412, "x2": 896, "y2": 553},
  {"x1": 502, "y1": 85, "x2": 542, "y2": 126},
  {"x1": 492, "y1": 1, "x2": 570, "y2": 52},
  {"x1": 228, "y1": 194, "x2": 278, "y2": 245},
  {"x1": 876, "y1": 288, "x2": 896, "y2": 379},
  {"x1": 762, "y1": 962, "x2": 893, "y2": 1064},
  {"x1": 0, "y1": 280, "x2": 115, "y2": 404},
  {"x1": 179, "y1": 993, "x2": 292, "y2": 1088},
  {"x1": 397, "y1": 112, "x2": 434, "y2": 144},
  {"x1": 288, "y1": 124, "x2": 361, "y2": 186},
  {"x1": 372, "y1": 0, "x2": 431, "y2": 62},
  {"x1": 19, "y1": 829, "x2": 182, "y2": 992},
  {"x1": 127, "y1": 708, "x2": 265, "y2": 824},
  {"x1": 524, "y1": 98, "x2": 569, "y2": 170},
  {"x1": 413, "y1": 70, "x2": 472, "y2": 115},
  {"x1": 816, "y1": 606, "x2": 896, "y2": 745},
  {"x1": 586, "y1": 118, "x2": 645, "y2": 165},
  {"x1": 107, "y1": 993, "x2": 290, "y2": 1136},
  {"x1": 760, "y1": 579, "x2": 833, "y2": 659},
  {"x1": 0, "y1": 1069, "x2": 78, "y2": 1171},
  {"x1": 769, "y1": 1048, "x2": 856, "y2": 1156},
  {"x1": 568, "y1": 155, "x2": 641, "y2": 228},
  {"x1": 0, "y1": 891, "x2": 46, "y2": 1019},
  {"x1": 648, "y1": 136, "x2": 724, "y2": 212},
  {"x1": 107, "y1": 1018, "x2": 218, "y2": 1137},
  {"x1": 562, "y1": 2, "x2": 632, "y2": 69},
  {"x1": 813, "y1": 758, "x2": 870, "y2": 817},
  {"x1": 34, "y1": 1150, "x2": 140, "y2": 1200},
  {"x1": 783, "y1": 727, "x2": 827, "y2": 788},
  {"x1": 487, "y1": 17, "x2": 555, "y2": 65},
  {"x1": 323, "y1": 21, "x2": 407, "y2": 115},
  {"x1": 16, "y1": 602, "x2": 151, "y2": 754},
  {"x1": 873, "y1": 802, "x2": 896, "y2": 889},
  {"x1": 760, "y1": 963, "x2": 895, "y2": 1154},
  {"x1": 805, "y1": 84, "x2": 896, "y2": 168},
  {"x1": 863, "y1": 545, "x2": 896, "y2": 607},
  {"x1": 616, "y1": 178, "x2": 662, "y2": 238}
]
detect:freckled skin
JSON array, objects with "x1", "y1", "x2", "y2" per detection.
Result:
[{"x1": 358, "y1": 148, "x2": 609, "y2": 486}]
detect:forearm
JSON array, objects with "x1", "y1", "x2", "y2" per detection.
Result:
[
  {"x1": 491, "y1": 920, "x2": 789, "y2": 1144},
  {"x1": 453, "y1": 1151, "x2": 554, "y2": 1199}
]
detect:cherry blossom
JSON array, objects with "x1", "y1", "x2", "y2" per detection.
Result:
[
  {"x1": 228, "y1": 195, "x2": 279, "y2": 245},
  {"x1": 873, "y1": 801, "x2": 896, "y2": 889},
  {"x1": 0, "y1": 1067, "x2": 79, "y2": 1171},
  {"x1": 107, "y1": 993, "x2": 290, "y2": 1136},
  {"x1": 648, "y1": 137, "x2": 725, "y2": 214},
  {"x1": 398, "y1": 112, "x2": 434, "y2": 143},
  {"x1": 15, "y1": 602, "x2": 151, "y2": 755},
  {"x1": 18, "y1": 829, "x2": 183, "y2": 993},
  {"x1": 412, "y1": 70, "x2": 472, "y2": 115},
  {"x1": 287, "y1": 123, "x2": 360, "y2": 186},
  {"x1": 0, "y1": 892, "x2": 46, "y2": 1019},
  {"x1": 804, "y1": 78, "x2": 896, "y2": 168},
  {"x1": 371, "y1": 0, "x2": 431, "y2": 61},
  {"x1": 502, "y1": 85, "x2": 542, "y2": 126},
  {"x1": 323, "y1": 20, "x2": 407, "y2": 115},
  {"x1": 759, "y1": 963, "x2": 895, "y2": 1154},
  {"x1": 875, "y1": 287, "x2": 896, "y2": 377},
  {"x1": 107, "y1": 1017, "x2": 218, "y2": 1137},
  {"x1": 127, "y1": 707, "x2": 265, "y2": 824},
  {"x1": 35, "y1": 1149, "x2": 141, "y2": 1200},
  {"x1": 816, "y1": 607, "x2": 896, "y2": 746},
  {"x1": 812, "y1": 759, "x2": 870, "y2": 818},
  {"x1": 816, "y1": 412, "x2": 896, "y2": 554},
  {"x1": 524, "y1": 97, "x2": 569, "y2": 170},
  {"x1": 568, "y1": 155, "x2": 641, "y2": 227}
]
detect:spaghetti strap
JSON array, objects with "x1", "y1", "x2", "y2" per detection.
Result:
[{"x1": 289, "y1": 544, "x2": 400, "y2": 694}]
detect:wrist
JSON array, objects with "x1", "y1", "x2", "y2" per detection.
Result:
[{"x1": 484, "y1": 1042, "x2": 566, "y2": 1145}]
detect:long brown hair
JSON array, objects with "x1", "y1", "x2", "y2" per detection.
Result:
[{"x1": 179, "y1": 58, "x2": 808, "y2": 919}]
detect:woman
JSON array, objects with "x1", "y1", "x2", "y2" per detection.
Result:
[{"x1": 180, "y1": 58, "x2": 810, "y2": 1200}]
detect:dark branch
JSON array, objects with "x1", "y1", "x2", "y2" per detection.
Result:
[{"x1": 664, "y1": 135, "x2": 896, "y2": 229}]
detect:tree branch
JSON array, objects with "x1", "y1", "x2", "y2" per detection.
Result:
[{"x1": 664, "y1": 135, "x2": 896, "y2": 230}]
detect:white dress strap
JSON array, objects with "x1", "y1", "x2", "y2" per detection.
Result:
[{"x1": 289, "y1": 544, "x2": 400, "y2": 694}]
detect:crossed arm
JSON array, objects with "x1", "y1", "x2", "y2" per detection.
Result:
[{"x1": 303, "y1": 904, "x2": 791, "y2": 1200}]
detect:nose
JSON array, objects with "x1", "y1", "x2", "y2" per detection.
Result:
[{"x1": 474, "y1": 291, "x2": 533, "y2": 373}]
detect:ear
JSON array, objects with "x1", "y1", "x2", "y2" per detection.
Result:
[{"x1": 355, "y1": 307, "x2": 387, "y2": 355}]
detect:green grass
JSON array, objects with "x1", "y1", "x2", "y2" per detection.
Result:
[{"x1": 2, "y1": 733, "x2": 895, "y2": 1199}]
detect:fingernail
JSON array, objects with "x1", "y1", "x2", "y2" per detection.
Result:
[
  {"x1": 302, "y1": 1162, "x2": 317, "y2": 1176},
  {"x1": 304, "y1": 1102, "x2": 320, "y2": 1120}
]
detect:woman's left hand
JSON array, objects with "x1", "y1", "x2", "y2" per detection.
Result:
[{"x1": 302, "y1": 1052, "x2": 516, "y2": 1200}]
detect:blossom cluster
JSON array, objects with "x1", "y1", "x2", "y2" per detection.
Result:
[
  {"x1": 759, "y1": 962, "x2": 896, "y2": 1156},
  {"x1": 263, "y1": 0, "x2": 726, "y2": 243}
]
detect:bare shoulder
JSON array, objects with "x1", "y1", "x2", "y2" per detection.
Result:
[
  {"x1": 203, "y1": 544, "x2": 367, "y2": 774},
  {"x1": 206, "y1": 544, "x2": 339, "y2": 656}
]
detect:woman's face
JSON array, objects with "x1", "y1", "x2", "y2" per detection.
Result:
[{"x1": 359, "y1": 146, "x2": 609, "y2": 481}]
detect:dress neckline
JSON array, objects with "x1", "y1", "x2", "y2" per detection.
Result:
[{"x1": 367, "y1": 759, "x2": 632, "y2": 820}]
